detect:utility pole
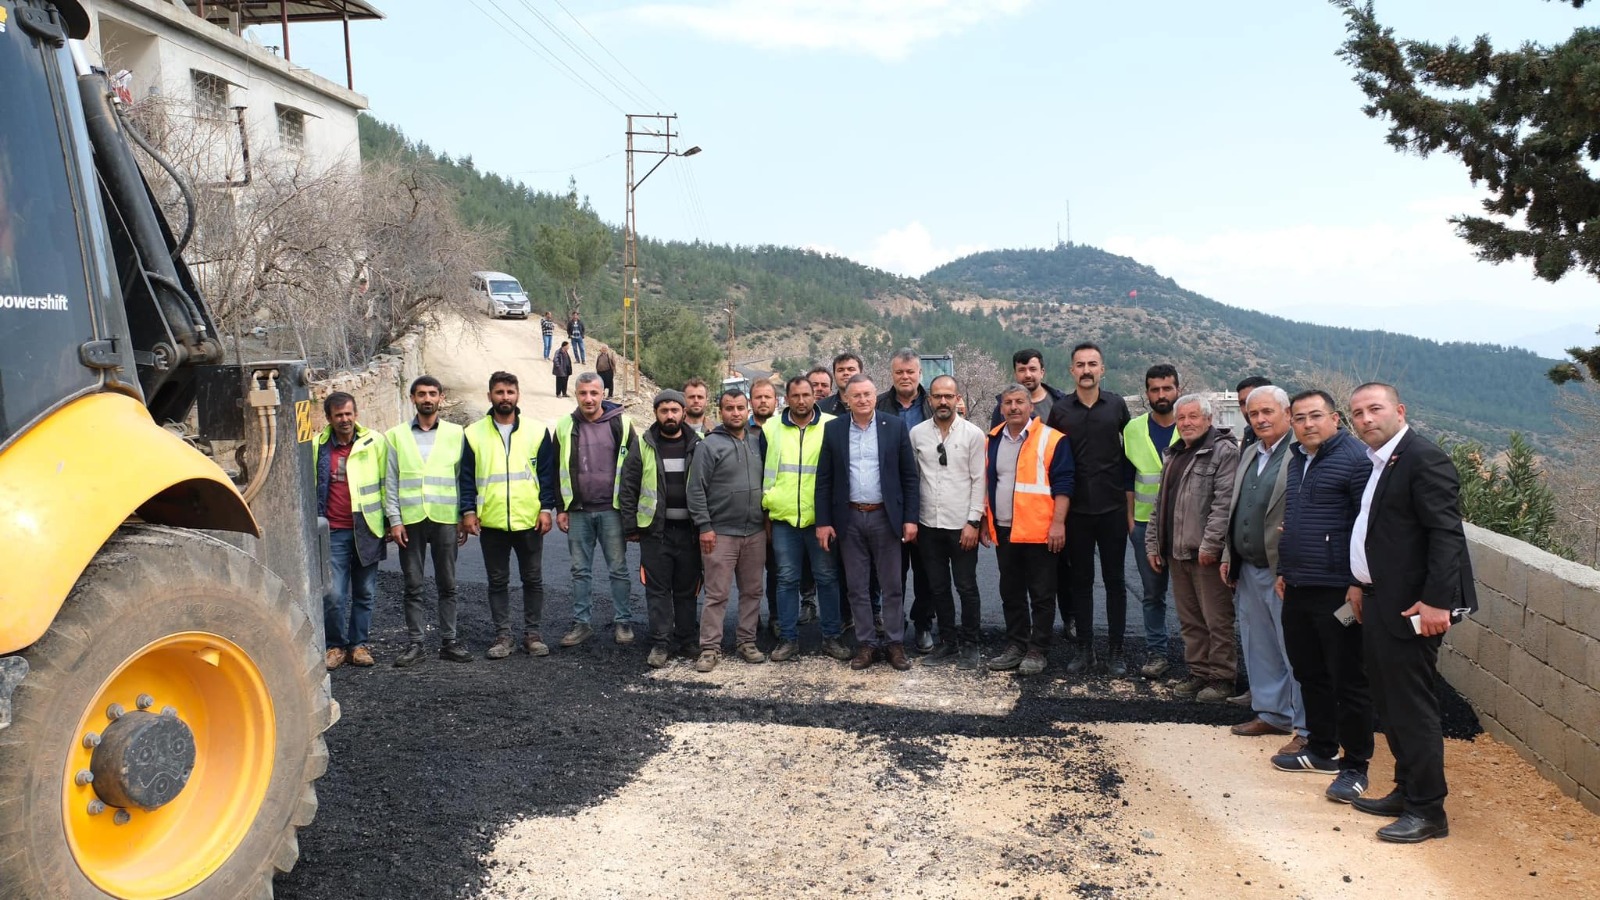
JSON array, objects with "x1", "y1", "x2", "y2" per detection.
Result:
[
  {"x1": 724, "y1": 304, "x2": 736, "y2": 376},
  {"x1": 623, "y1": 114, "x2": 700, "y2": 396}
]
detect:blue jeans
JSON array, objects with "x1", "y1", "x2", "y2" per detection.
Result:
[
  {"x1": 325, "y1": 528, "x2": 378, "y2": 649},
  {"x1": 542, "y1": 333, "x2": 552, "y2": 358},
  {"x1": 571, "y1": 336, "x2": 586, "y2": 363},
  {"x1": 1131, "y1": 521, "x2": 1170, "y2": 655},
  {"x1": 568, "y1": 509, "x2": 632, "y2": 624},
  {"x1": 772, "y1": 521, "x2": 842, "y2": 641}
]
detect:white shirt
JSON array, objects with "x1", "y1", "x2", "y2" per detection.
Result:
[
  {"x1": 1349, "y1": 425, "x2": 1408, "y2": 585},
  {"x1": 1256, "y1": 434, "x2": 1287, "y2": 474},
  {"x1": 909, "y1": 416, "x2": 987, "y2": 529}
]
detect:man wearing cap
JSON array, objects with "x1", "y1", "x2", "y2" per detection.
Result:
[{"x1": 621, "y1": 390, "x2": 704, "y2": 667}]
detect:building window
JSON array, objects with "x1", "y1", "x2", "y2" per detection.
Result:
[
  {"x1": 191, "y1": 70, "x2": 228, "y2": 120},
  {"x1": 276, "y1": 105, "x2": 305, "y2": 153}
]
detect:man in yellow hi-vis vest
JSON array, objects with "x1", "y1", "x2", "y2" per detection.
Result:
[
  {"x1": 1123, "y1": 364, "x2": 1182, "y2": 678},
  {"x1": 384, "y1": 376, "x2": 469, "y2": 667},
  {"x1": 314, "y1": 391, "x2": 388, "y2": 670},
  {"x1": 459, "y1": 371, "x2": 560, "y2": 660}
]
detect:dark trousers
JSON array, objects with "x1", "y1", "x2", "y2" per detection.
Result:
[
  {"x1": 995, "y1": 527, "x2": 1057, "y2": 653},
  {"x1": 599, "y1": 368, "x2": 614, "y2": 397},
  {"x1": 917, "y1": 526, "x2": 981, "y2": 644},
  {"x1": 1364, "y1": 609, "x2": 1448, "y2": 818},
  {"x1": 641, "y1": 522, "x2": 701, "y2": 649},
  {"x1": 841, "y1": 508, "x2": 904, "y2": 648},
  {"x1": 1283, "y1": 585, "x2": 1374, "y2": 770},
  {"x1": 1068, "y1": 509, "x2": 1128, "y2": 647},
  {"x1": 902, "y1": 533, "x2": 931, "y2": 630},
  {"x1": 399, "y1": 519, "x2": 460, "y2": 644},
  {"x1": 554, "y1": 376, "x2": 569, "y2": 397},
  {"x1": 479, "y1": 527, "x2": 545, "y2": 637}
]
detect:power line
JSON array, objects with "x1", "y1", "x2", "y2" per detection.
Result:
[
  {"x1": 512, "y1": 0, "x2": 654, "y2": 111},
  {"x1": 548, "y1": 0, "x2": 673, "y2": 111},
  {"x1": 504, "y1": 150, "x2": 623, "y2": 176},
  {"x1": 466, "y1": 0, "x2": 625, "y2": 113}
]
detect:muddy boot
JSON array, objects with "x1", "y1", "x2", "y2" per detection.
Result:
[{"x1": 647, "y1": 644, "x2": 670, "y2": 668}]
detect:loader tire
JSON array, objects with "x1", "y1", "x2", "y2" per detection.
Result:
[{"x1": 0, "y1": 525, "x2": 334, "y2": 899}]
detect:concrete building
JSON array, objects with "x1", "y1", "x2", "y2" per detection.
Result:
[{"x1": 81, "y1": 0, "x2": 382, "y2": 179}]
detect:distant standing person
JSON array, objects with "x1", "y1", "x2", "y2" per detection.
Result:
[
  {"x1": 568, "y1": 313, "x2": 586, "y2": 363},
  {"x1": 540, "y1": 311, "x2": 555, "y2": 359},
  {"x1": 595, "y1": 346, "x2": 616, "y2": 398},
  {"x1": 1046, "y1": 342, "x2": 1133, "y2": 676},
  {"x1": 687, "y1": 389, "x2": 769, "y2": 671},
  {"x1": 1346, "y1": 382, "x2": 1476, "y2": 844},
  {"x1": 552, "y1": 341, "x2": 573, "y2": 397}
]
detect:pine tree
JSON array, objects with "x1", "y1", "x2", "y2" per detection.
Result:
[{"x1": 1332, "y1": 1, "x2": 1599, "y2": 384}]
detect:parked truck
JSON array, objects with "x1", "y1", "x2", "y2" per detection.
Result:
[{"x1": 0, "y1": 2, "x2": 334, "y2": 896}]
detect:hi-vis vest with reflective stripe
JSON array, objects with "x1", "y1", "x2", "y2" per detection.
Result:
[
  {"x1": 1124, "y1": 413, "x2": 1180, "y2": 524},
  {"x1": 762, "y1": 411, "x2": 834, "y2": 527},
  {"x1": 984, "y1": 419, "x2": 1065, "y2": 545},
  {"x1": 553, "y1": 412, "x2": 632, "y2": 510},
  {"x1": 464, "y1": 417, "x2": 546, "y2": 531},
  {"x1": 386, "y1": 421, "x2": 465, "y2": 525},
  {"x1": 314, "y1": 425, "x2": 387, "y2": 538}
]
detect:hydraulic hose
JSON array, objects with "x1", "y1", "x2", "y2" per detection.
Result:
[{"x1": 114, "y1": 103, "x2": 197, "y2": 258}]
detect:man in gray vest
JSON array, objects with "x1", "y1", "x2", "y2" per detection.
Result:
[{"x1": 1221, "y1": 385, "x2": 1306, "y2": 754}]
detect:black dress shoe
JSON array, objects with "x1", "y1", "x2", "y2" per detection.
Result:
[
  {"x1": 1376, "y1": 812, "x2": 1449, "y2": 843},
  {"x1": 1351, "y1": 788, "x2": 1405, "y2": 817}
]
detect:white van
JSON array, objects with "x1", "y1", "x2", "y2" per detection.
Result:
[{"x1": 471, "y1": 271, "x2": 532, "y2": 319}]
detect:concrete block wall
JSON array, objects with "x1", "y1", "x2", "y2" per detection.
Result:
[{"x1": 1442, "y1": 524, "x2": 1600, "y2": 813}]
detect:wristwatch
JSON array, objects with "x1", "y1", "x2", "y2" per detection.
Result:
[{"x1": 967, "y1": 519, "x2": 983, "y2": 529}]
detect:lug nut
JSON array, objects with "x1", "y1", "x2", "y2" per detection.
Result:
[
  {"x1": 87, "y1": 800, "x2": 106, "y2": 816},
  {"x1": 113, "y1": 809, "x2": 130, "y2": 826},
  {"x1": 82, "y1": 732, "x2": 100, "y2": 749},
  {"x1": 106, "y1": 703, "x2": 124, "y2": 720},
  {"x1": 161, "y1": 706, "x2": 178, "y2": 718},
  {"x1": 75, "y1": 769, "x2": 94, "y2": 786},
  {"x1": 136, "y1": 694, "x2": 154, "y2": 710}
]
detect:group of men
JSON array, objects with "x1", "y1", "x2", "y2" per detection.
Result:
[{"x1": 315, "y1": 342, "x2": 1476, "y2": 844}]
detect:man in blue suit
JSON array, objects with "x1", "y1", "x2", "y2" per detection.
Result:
[{"x1": 816, "y1": 374, "x2": 920, "y2": 672}]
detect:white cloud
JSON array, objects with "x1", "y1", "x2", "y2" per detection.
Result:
[
  {"x1": 1102, "y1": 197, "x2": 1599, "y2": 353},
  {"x1": 857, "y1": 221, "x2": 985, "y2": 276},
  {"x1": 627, "y1": 0, "x2": 1034, "y2": 61}
]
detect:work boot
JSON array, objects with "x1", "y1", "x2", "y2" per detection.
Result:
[
  {"x1": 615, "y1": 623, "x2": 635, "y2": 645},
  {"x1": 393, "y1": 643, "x2": 427, "y2": 668},
  {"x1": 820, "y1": 637, "x2": 853, "y2": 661},
  {"x1": 324, "y1": 647, "x2": 346, "y2": 670},
  {"x1": 524, "y1": 632, "x2": 550, "y2": 656},
  {"x1": 1140, "y1": 656, "x2": 1172, "y2": 679},
  {"x1": 348, "y1": 646, "x2": 375, "y2": 667},
  {"x1": 770, "y1": 640, "x2": 800, "y2": 662},
  {"x1": 922, "y1": 642, "x2": 959, "y2": 665},
  {"x1": 1065, "y1": 645, "x2": 1095, "y2": 676},
  {"x1": 695, "y1": 650, "x2": 720, "y2": 673},
  {"x1": 486, "y1": 635, "x2": 514, "y2": 659},
  {"x1": 560, "y1": 623, "x2": 593, "y2": 648},
  {"x1": 988, "y1": 644, "x2": 1026, "y2": 671},
  {"x1": 1197, "y1": 680, "x2": 1233, "y2": 703},
  {"x1": 850, "y1": 645, "x2": 876, "y2": 671},
  {"x1": 956, "y1": 645, "x2": 982, "y2": 670},
  {"x1": 1105, "y1": 646, "x2": 1128, "y2": 678},
  {"x1": 798, "y1": 600, "x2": 819, "y2": 625},
  {"x1": 647, "y1": 645, "x2": 670, "y2": 669},
  {"x1": 439, "y1": 640, "x2": 473, "y2": 663},
  {"x1": 1018, "y1": 650, "x2": 1047, "y2": 677},
  {"x1": 737, "y1": 642, "x2": 767, "y2": 664},
  {"x1": 678, "y1": 642, "x2": 702, "y2": 659},
  {"x1": 885, "y1": 642, "x2": 911, "y2": 671},
  {"x1": 1172, "y1": 675, "x2": 1207, "y2": 698}
]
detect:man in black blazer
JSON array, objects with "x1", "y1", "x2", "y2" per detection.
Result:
[
  {"x1": 1346, "y1": 382, "x2": 1477, "y2": 843},
  {"x1": 816, "y1": 374, "x2": 920, "y2": 672}
]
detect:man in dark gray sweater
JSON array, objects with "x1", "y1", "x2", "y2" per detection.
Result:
[{"x1": 687, "y1": 389, "x2": 769, "y2": 671}]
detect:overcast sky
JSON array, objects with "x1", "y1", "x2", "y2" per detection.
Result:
[{"x1": 283, "y1": 1, "x2": 1596, "y2": 357}]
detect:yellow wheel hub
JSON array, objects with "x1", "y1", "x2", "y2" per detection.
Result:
[{"x1": 61, "y1": 632, "x2": 275, "y2": 899}]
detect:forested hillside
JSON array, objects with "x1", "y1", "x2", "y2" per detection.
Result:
[{"x1": 360, "y1": 117, "x2": 1567, "y2": 442}]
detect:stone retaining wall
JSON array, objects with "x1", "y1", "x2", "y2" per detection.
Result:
[
  {"x1": 1443, "y1": 524, "x2": 1600, "y2": 813},
  {"x1": 306, "y1": 331, "x2": 428, "y2": 436}
]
